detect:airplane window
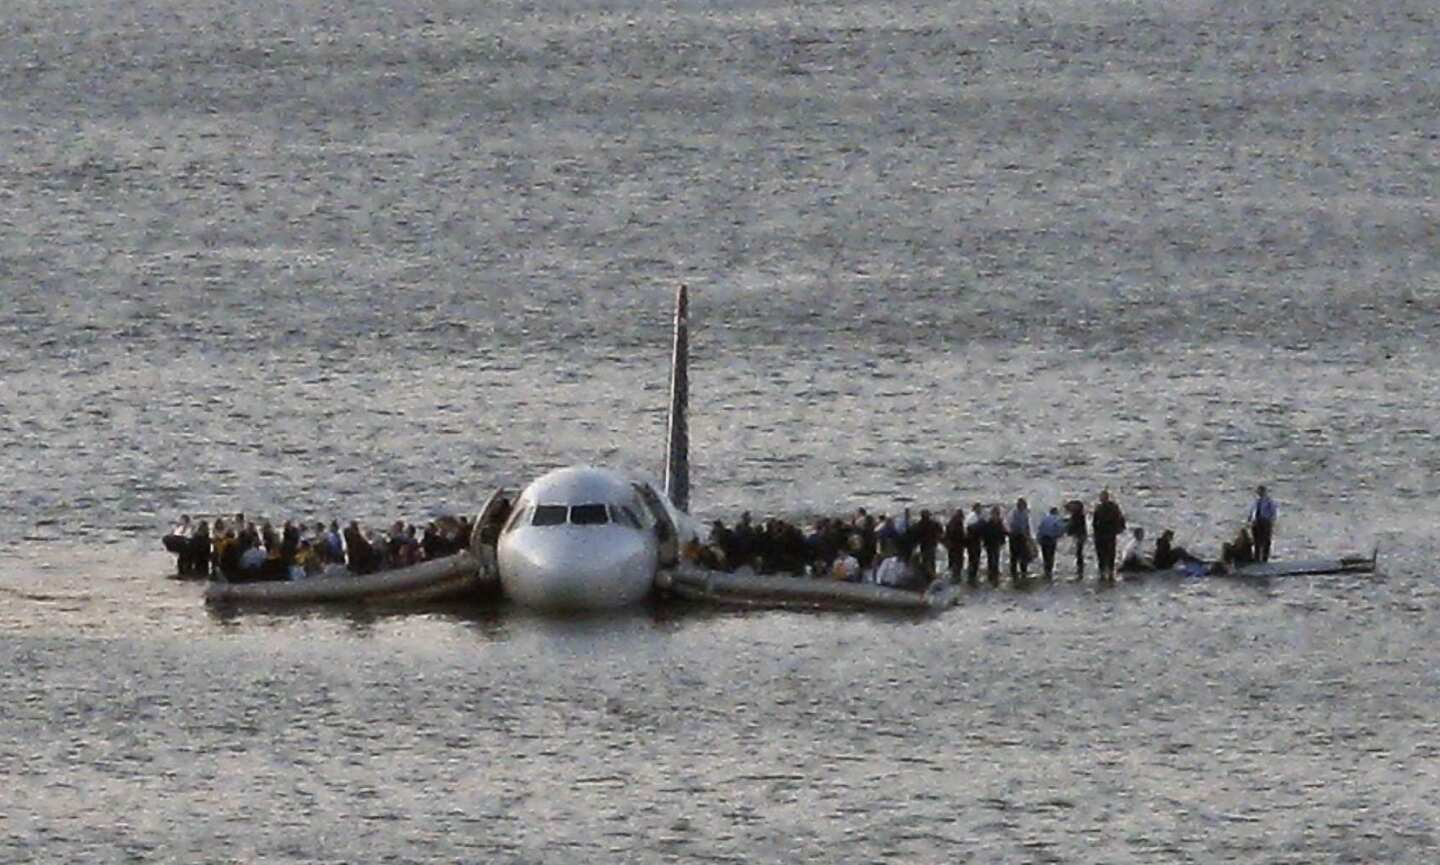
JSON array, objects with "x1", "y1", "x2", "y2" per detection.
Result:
[
  {"x1": 570, "y1": 504, "x2": 610, "y2": 525},
  {"x1": 610, "y1": 505, "x2": 643, "y2": 529},
  {"x1": 532, "y1": 505, "x2": 568, "y2": 526}
]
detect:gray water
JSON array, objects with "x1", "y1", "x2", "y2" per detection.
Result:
[{"x1": 2, "y1": 0, "x2": 1438, "y2": 861}]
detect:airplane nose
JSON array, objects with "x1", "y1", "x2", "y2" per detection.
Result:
[{"x1": 502, "y1": 529, "x2": 654, "y2": 610}]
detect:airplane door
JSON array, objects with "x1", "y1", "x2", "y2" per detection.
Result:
[
  {"x1": 470, "y1": 488, "x2": 510, "y2": 582},
  {"x1": 632, "y1": 483, "x2": 680, "y2": 567}
]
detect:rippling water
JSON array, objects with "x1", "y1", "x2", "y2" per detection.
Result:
[{"x1": 2, "y1": 0, "x2": 1438, "y2": 861}]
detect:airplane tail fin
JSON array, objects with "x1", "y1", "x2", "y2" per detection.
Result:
[{"x1": 664, "y1": 284, "x2": 690, "y2": 513}]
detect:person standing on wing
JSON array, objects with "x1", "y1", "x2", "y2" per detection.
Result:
[
  {"x1": 1091, "y1": 490, "x2": 1127, "y2": 583},
  {"x1": 1250, "y1": 485, "x2": 1278, "y2": 563},
  {"x1": 914, "y1": 509, "x2": 943, "y2": 580},
  {"x1": 1065, "y1": 499, "x2": 1088, "y2": 580},
  {"x1": 1036, "y1": 507, "x2": 1066, "y2": 580},
  {"x1": 943, "y1": 508, "x2": 967, "y2": 583},
  {"x1": 981, "y1": 505, "x2": 1007, "y2": 586},
  {"x1": 964, "y1": 503, "x2": 985, "y2": 585},
  {"x1": 1007, "y1": 497, "x2": 1033, "y2": 581}
]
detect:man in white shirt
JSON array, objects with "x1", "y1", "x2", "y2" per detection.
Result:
[
  {"x1": 163, "y1": 515, "x2": 193, "y2": 574},
  {"x1": 1119, "y1": 527, "x2": 1152, "y2": 572},
  {"x1": 1249, "y1": 485, "x2": 1278, "y2": 562},
  {"x1": 963, "y1": 503, "x2": 985, "y2": 584}
]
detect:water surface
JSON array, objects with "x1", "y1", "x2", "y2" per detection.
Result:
[{"x1": 2, "y1": 0, "x2": 1438, "y2": 861}]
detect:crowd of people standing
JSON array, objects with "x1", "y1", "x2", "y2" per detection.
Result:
[
  {"x1": 692, "y1": 486, "x2": 1280, "y2": 589},
  {"x1": 164, "y1": 488, "x2": 1280, "y2": 590},
  {"x1": 163, "y1": 512, "x2": 477, "y2": 582}
]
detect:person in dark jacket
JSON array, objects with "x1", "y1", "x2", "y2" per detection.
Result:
[
  {"x1": 219, "y1": 531, "x2": 246, "y2": 581},
  {"x1": 1221, "y1": 526, "x2": 1255, "y2": 567},
  {"x1": 913, "y1": 510, "x2": 943, "y2": 579},
  {"x1": 708, "y1": 520, "x2": 736, "y2": 571},
  {"x1": 943, "y1": 509, "x2": 967, "y2": 583},
  {"x1": 856, "y1": 513, "x2": 877, "y2": 573},
  {"x1": 260, "y1": 521, "x2": 280, "y2": 558},
  {"x1": 1091, "y1": 490, "x2": 1127, "y2": 582},
  {"x1": 1065, "y1": 499, "x2": 1087, "y2": 580},
  {"x1": 1007, "y1": 498, "x2": 1033, "y2": 581},
  {"x1": 187, "y1": 521, "x2": 212, "y2": 577},
  {"x1": 422, "y1": 522, "x2": 444, "y2": 561},
  {"x1": 895, "y1": 507, "x2": 916, "y2": 566},
  {"x1": 280, "y1": 520, "x2": 300, "y2": 565},
  {"x1": 980, "y1": 506, "x2": 1007, "y2": 586},
  {"x1": 807, "y1": 518, "x2": 838, "y2": 573},
  {"x1": 210, "y1": 529, "x2": 234, "y2": 579},
  {"x1": 732, "y1": 512, "x2": 756, "y2": 571},
  {"x1": 780, "y1": 520, "x2": 811, "y2": 576},
  {"x1": 386, "y1": 520, "x2": 409, "y2": 569},
  {"x1": 344, "y1": 521, "x2": 376, "y2": 575},
  {"x1": 1153, "y1": 529, "x2": 1203, "y2": 570}
]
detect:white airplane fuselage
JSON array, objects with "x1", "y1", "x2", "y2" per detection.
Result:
[
  {"x1": 497, "y1": 466, "x2": 695, "y2": 610},
  {"x1": 489, "y1": 286, "x2": 697, "y2": 612}
]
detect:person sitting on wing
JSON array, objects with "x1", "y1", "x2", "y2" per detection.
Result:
[
  {"x1": 831, "y1": 550, "x2": 861, "y2": 582},
  {"x1": 1119, "y1": 527, "x2": 1154, "y2": 572},
  {"x1": 873, "y1": 553, "x2": 911, "y2": 588},
  {"x1": 1221, "y1": 526, "x2": 1255, "y2": 567},
  {"x1": 1153, "y1": 529, "x2": 1204, "y2": 570}
]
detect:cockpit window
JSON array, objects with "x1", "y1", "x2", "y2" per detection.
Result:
[
  {"x1": 569, "y1": 504, "x2": 610, "y2": 525},
  {"x1": 610, "y1": 505, "x2": 643, "y2": 529},
  {"x1": 532, "y1": 505, "x2": 569, "y2": 526}
]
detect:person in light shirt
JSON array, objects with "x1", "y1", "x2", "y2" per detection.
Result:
[
  {"x1": 1119, "y1": 527, "x2": 1153, "y2": 573},
  {"x1": 239, "y1": 535, "x2": 268, "y2": 576},
  {"x1": 963, "y1": 503, "x2": 985, "y2": 585},
  {"x1": 1035, "y1": 507, "x2": 1066, "y2": 580},
  {"x1": 874, "y1": 554, "x2": 912, "y2": 589},
  {"x1": 163, "y1": 515, "x2": 193, "y2": 574},
  {"x1": 1249, "y1": 485, "x2": 1278, "y2": 563}
]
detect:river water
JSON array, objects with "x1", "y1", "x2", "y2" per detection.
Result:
[{"x1": 2, "y1": 0, "x2": 1438, "y2": 861}]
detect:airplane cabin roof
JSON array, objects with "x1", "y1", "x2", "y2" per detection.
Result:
[{"x1": 521, "y1": 466, "x2": 640, "y2": 504}]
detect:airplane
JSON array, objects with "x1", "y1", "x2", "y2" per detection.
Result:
[
  {"x1": 203, "y1": 285, "x2": 957, "y2": 613},
  {"x1": 489, "y1": 284, "x2": 702, "y2": 610}
]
